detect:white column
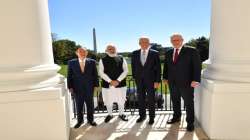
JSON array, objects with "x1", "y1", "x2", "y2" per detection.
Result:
[
  {"x1": 0, "y1": 0, "x2": 70, "y2": 140},
  {"x1": 203, "y1": 0, "x2": 250, "y2": 82},
  {"x1": 195, "y1": 0, "x2": 250, "y2": 139}
]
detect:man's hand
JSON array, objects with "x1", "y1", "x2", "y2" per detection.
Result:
[
  {"x1": 114, "y1": 80, "x2": 119, "y2": 87},
  {"x1": 191, "y1": 81, "x2": 199, "y2": 88},
  {"x1": 154, "y1": 82, "x2": 160, "y2": 89},
  {"x1": 162, "y1": 79, "x2": 168, "y2": 85},
  {"x1": 110, "y1": 81, "x2": 115, "y2": 87},
  {"x1": 110, "y1": 80, "x2": 119, "y2": 87}
]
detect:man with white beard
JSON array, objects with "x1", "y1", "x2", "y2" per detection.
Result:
[{"x1": 99, "y1": 44, "x2": 129, "y2": 123}]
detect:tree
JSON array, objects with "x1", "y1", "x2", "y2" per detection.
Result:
[
  {"x1": 150, "y1": 43, "x2": 171, "y2": 62},
  {"x1": 150, "y1": 43, "x2": 162, "y2": 52},
  {"x1": 87, "y1": 50, "x2": 99, "y2": 60},
  {"x1": 52, "y1": 39, "x2": 80, "y2": 64},
  {"x1": 185, "y1": 36, "x2": 209, "y2": 62}
]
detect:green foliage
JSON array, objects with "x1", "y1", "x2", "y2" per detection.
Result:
[
  {"x1": 52, "y1": 35, "x2": 209, "y2": 65},
  {"x1": 118, "y1": 52, "x2": 132, "y2": 58},
  {"x1": 185, "y1": 36, "x2": 209, "y2": 62},
  {"x1": 52, "y1": 39, "x2": 80, "y2": 64},
  {"x1": 58, "y1": 64, "x2": 68, "y2": 76}
]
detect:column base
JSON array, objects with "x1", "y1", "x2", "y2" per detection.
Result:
[
  {"x1": 195, "y1": 78, "x2": 250, "y2": 140},
  {"x1": 0, "y1": 81, "x2": 70, "y2": 140}
]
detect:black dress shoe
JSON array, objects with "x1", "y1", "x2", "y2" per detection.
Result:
[
  {"x1": 187, "y1": 124, "x2": 194, "y2": 132},
  {"x1": 148, "y1": 118, "x2": 154, "y2": 125},
  {"x1": 119, "y1": 114, "x2": 128, "y2": 121},
  {"x1": 167, "y1": 118, "x2": 181, "y2": 124},
  {"x1": 74, "y1": 122, "x2": 83, "y2": 129},
  {"x1": 136, "y1": 116, "x2": 146, "y2": 123},
  {"x1": 104, "y1": 115, "x2": 113, "y2": 123},
  {"x1": 88, "y1": 121, "x2": 97, "y2": 126}
]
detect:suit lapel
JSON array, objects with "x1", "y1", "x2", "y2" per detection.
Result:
[
  {"x1": 137, "y1": 50, "x2": 143, "y2": 67},
  {"x1": 143, "y1": 50, "x2": 151, "y2": 67},
  {"x1": 177, "y1": 47, "x2": 187, "y2": 62},
  {"x1": 76, "y1": 58, "x2": 88, "y2": 74},
  {"x1": 170, "y1": 46, "x2": 187, "y2": 64},
  {"x1": 76, "y1": 59, "x2": 82, "y2": 74},
  {"x1": 84, "y1": 58, "x2": 89, "y2": 73},
  {"x1": 169, "y1": 49, "x2": 174, "y2": 64}
]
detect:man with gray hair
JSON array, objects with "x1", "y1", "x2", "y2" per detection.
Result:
[
  {"x1": 99, "y1": 44, "x2": 129, "y2": 123},
  {"x1": 131, "y1": 37, "x2": 161, "y2": 125},
  {"x1": 163, "y1": 33, "x2": 201, "y2": 132}
]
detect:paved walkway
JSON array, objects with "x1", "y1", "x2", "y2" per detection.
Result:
[{"x1": 69, "y1": 112, "x2": 208, "y2": 140}]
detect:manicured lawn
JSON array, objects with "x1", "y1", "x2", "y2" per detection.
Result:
[{"x1": 58, "y1": 64, "x2": 68, "y2": 76}]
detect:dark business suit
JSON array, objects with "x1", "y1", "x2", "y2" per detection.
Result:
[
  {"x1": 67, "y1": 58, "x2": 99, "y2": 123},
  {"x1": 163, "y1": 46, "x2": 201, "y2": 124},
  {"x1": 131, "y1": 49, "x2": 161, "y2": 119}
]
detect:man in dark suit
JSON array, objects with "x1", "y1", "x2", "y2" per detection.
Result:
[
  {"x1": 67, "y1": 47, "x2": 98, "y2": 128},
  {"x1": 163, "y1": 34, "x2": 201, "y2": 132},
  {"x1": 131, "y1": 37, "x2": 161, "y2": 125}
]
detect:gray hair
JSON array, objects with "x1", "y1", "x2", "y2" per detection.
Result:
[{"x1": 170, "y1": 33, "x2": 183, "y2": 40}]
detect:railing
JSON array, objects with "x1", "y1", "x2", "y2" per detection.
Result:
[{"x1": 71, "y1": 75, "x2": 186, "y2": 118}]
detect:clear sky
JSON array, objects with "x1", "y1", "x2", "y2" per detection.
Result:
[{"x1": 48, "y1": 0, "x2": 211, "y2": 52}]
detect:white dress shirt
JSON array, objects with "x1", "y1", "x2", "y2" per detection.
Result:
[
  {"x1": 78, "y1": 58, "x2": 86, "y2": 72},
  {"x1": 140, "y1": 47, "x2": 150, "y2": 65},
  {"x1": 141, "y1": 48, "x2": 150, "y2": 58},
  {"x1": 172, "y1": 46, "x2": 183, "y2": 61}
]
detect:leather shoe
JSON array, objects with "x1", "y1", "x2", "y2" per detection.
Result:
[
  {"x1": 167, "y1": 118, "x2": 181, "y2": 124},
  {"x1": 104, "y1": 115, "x2": 113, "y2": 123},
  {"x1": 136, "y1": 116, "x2": 146, "y2": 123},
  {"x1": 148, "y1": 118, "x2": 154, "y2": 125},
  {"x1": 187, "y1": 124, "x2": 194, "y2": 132},
  {"x1": 88, "y1": 121, "x2": 97, "y2": 126},
  {"x1": 119, "y1": 114, "x2": 128, "y2": 121},
  {"x1": 74, "y1": 122, "x2": 83, "y2": 129}
]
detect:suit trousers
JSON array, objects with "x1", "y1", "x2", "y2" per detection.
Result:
[
  {"x1": 169, "y1": 82, "x2": 194, "y2": 124},
  {"x1": 136, "y1": 79, "x2": 155, "y2": 119},
  {"x1": 74, "y1": 93, "x2": 94, "y2": 123}
]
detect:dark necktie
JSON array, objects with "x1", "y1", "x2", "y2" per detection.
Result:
[{"x1": 173, "y1": 49, "x2": 179, "y2": 64}]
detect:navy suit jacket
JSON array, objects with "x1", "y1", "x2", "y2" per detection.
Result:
[
  {"x1": 131, "y1": 49, "x2": 161, "y2": 84},
  {"x1": 67, "y1": 58, "x2": 99, "y2": 95},
  {"x1": 163, "y1": 46, "x2": 201, "y2": 87}
]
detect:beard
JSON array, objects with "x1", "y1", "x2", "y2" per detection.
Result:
[{"x1": 106, "y1": 52, "x2": 117, "y2": 57}]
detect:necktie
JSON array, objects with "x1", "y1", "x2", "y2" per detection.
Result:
[
  {"x1": 141, "y1": 50, "x2": 146, "y2": 65},
  {"x1": 173, "y1": 49, "x2": 179, "y2": 64},
  {"x1": 80, "y1": 61, "x2": 85, "y2": 73}
]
